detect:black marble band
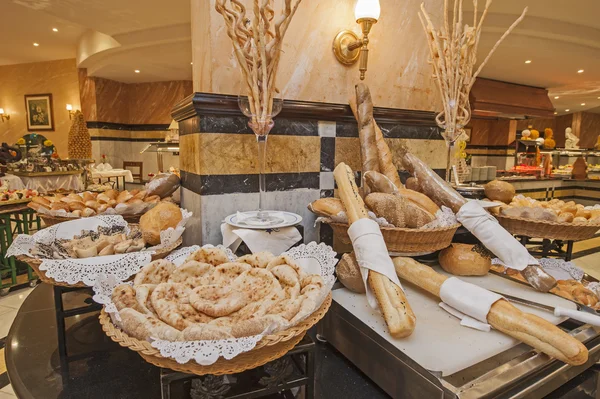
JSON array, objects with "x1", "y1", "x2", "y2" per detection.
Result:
[
  {"x1": 336, "y1": 121, "x2": 443, "y2": 140},
  {"x1": 87, "y1": 122, "x2": 169, "y2": 131},
  {"x1": 181, "y1": 170, "x2": 320, "y2": 196}
]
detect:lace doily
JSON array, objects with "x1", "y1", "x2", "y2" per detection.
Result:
[
  {"x1": 92, "y1": 242, "x2": 337, "y2": 365},
  {"x1": 492, "y1": 257, "x2": 584, "y2": 281},
  {"x1": 421, "y1": 206, "x2": 458, "y2": 229}
]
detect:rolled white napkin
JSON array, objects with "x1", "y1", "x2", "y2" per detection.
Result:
[
  {"x1": 221, "y1": 223, "x2": 302, "y2": 256},
  {"x1": 457, "y1": 200, "x2": 537, "y2": 271}
]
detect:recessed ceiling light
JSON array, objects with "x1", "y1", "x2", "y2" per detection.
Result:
[
  {"x1": 554, "y1": 96, "x2": 560, "y2": 99},
  {"x1": 134, "y1": 70, "x2": 140, "y2": 73},
  {"x1": 33, "y1": 42, "x2": 39, "y2": 47},
  {"x1": 525, "y1": 60, "x2": 532, "y2": 64},
  {"x1": 582, "y1": 103, "x2": 586, "y2": 106},
  {"x1": 52, "y1": 28, "x2": 58, "y2": 32},
  {"x1": 578, "y1": 69, "x2": 584, "y2": 73},
  {"x1": 565, "y1": 109, "x2": 570, "y2": 112}
]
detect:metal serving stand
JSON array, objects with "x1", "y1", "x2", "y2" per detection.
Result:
[
  {"x1": 318, "y1": 286, "x2": 600, "y2": 399},
  {"x1": 140, "y1": 142, "x2": 180, "y2": 173}
]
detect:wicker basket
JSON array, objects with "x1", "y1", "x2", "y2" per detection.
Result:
[
  {"x1": 98, "y1": 293, "x2": 332, "y2": 376},
  {"x1": 41, "y1": 213, "x2": 142, "y2": 227},
  {"x1": 496, "y1": 214, "x2": 600, "y2": 241},
  {"x1": 327, "y1": 222, "x2": 460, "y2": 253},
  {"x1": 17, "y1": 237, "x2": 183, "y2": 288}
]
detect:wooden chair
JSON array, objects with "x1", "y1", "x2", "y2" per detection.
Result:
[{"x1": 123, "y1": 161, "x2": 144, "y2": 183}]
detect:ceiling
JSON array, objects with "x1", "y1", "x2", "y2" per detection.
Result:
[
  {"x1": 1, "y1": 0, "x2": 191, "y2": 82},
  {"x1": 2, "y1": 0, "x2": 600, "y2": 110},
  {"x1": 462, "y1": 0, "x2": 600, "y2": 116}
]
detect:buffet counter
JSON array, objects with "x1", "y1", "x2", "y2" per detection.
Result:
[{"x1": 496, "y1": 178, "x2": 600, "y2": 206}]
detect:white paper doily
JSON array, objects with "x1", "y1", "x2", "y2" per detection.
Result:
[
  {"x1": 92, "y1": 242, "x2": 337, "y2": 365},
  {"x1": 492, "y1": 257, "x2": 584, "y2": 281}
]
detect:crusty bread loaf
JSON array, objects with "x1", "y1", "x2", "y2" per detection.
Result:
[
  {"x1": 438, "y1": 243, "x2": 491, "y2": 276},
  {"x1": 484, "y1": 180, "x2": 516, "y2": 204},
  {"x1": 336, "y1": 252, "x2": 365, "y2": 294},
  {"x1": 364, "y1": 171, "x2": 399, "y2": 194},
  {"x1": 140, "y1": 202, "x2": 183, "y2": 245},
  {"x1": 308, "y1": 198, "x2": 345, "y2": 218},
  {"x1": 365, "y1": 193, "x2": 435, "y2": 228},
  {"x1": 405, "y1": 177, "x2": 421, "y2": 192},
  {"x1": 396, "y1": 188, "x2": 440, "y2": 216}
]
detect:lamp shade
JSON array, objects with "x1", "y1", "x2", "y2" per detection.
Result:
[
  {"x1": 168, "y1": 119, "x2": 179, "y2": 130},
  {"x1": 66, "y1": 104, "x2": 73, "y2": 111},
  {"x1": 0, "y1": 108, "x2": 4, "y2": 114},
  {"x1": 355, "y1": 0, "x2": 381, "y2": 21}
]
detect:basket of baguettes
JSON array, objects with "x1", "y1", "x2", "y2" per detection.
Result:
[
  {"x1": 13, "y1": 202, "x2": 186, "y2": 287},
  {"x1": 483, "y1": 180, "x2": 600, "y2": 241},
  {"x1": 94, "y1": 244, "x2": 335, "y2": 375},
  {"x1": 29, "y1": 172, "x2": 181, "y2": 226},
  {"x1": 309, "y1": 84, "x2": 459, "y2": 253}
]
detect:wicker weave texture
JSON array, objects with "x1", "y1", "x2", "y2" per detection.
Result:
[{"x1": 496, "y1": 215, "x2": 600, "y2": 241}]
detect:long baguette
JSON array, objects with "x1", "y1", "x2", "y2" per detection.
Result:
[
  {"x1": 392, "y1": 257, "x2": 588, "y2": 366},
  {"x1": 355, "y1": 84, "x2": 380, "y2": 181},
  {"x1": 349, "y1": 92, "x2": 403, "y2": 188},
  {"x1": 334, "y1": 163, "x2": 416, "y2": 338}
]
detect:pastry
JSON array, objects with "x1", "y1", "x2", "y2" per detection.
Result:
[
  {"x1": 438, "y1": 243, "x2": 492, "y2": 276},
  {"x1": 139, "y1": 201, "x2": 183, "y2": 245}
]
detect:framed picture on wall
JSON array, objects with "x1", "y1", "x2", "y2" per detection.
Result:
[{"x1": 24, "y1": 93, "x2": 54, "y2": 131}]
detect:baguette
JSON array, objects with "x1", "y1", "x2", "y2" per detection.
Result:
[
  {"x1": 308, "y1": 198, "x2": 345, "y2": 218},
  {"x1": 392, "y1": 257, "x2": 588, "y2": 365},
  {"x1": 334, "y1": 163, "x2": 416, "y2": 338},
  {"x1": 364, "y1": 171, "x2": 399, "y2": 194},
  {"x1": 355, "y1": 84, "x2": 380, "y2": 189},
  {"x1": 350, "y1": 91, "x2": 402, "y2": 189}
]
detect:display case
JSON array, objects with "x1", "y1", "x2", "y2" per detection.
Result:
[{"x1": 140, "y1": 142, "x2": 180, "y2": 172}]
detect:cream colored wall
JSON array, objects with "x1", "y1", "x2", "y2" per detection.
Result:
[
  {"x1": 193, "y1": 0, "x2": 443, "y2": 111},
  {"x1": 0, "y1": 59, "x2": 80, "y2": 157}
]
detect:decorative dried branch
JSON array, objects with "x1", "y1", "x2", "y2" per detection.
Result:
[
  {"x1": 215, "y1": 0, "x2": 302, "y2": 134},
  {"x1": 419, "y1": 0, "x2": 527, "y2": 142}
]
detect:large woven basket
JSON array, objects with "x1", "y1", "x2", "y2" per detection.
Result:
[
  {"x1": 17, "y1": 237, "x2": 183, "y2": 288},
  {"x1": 41, "y1": 213, "x2": 141, "y2": 227},
  {"x1": 327, "y1": 222, "x2": 460, "y2": 253},
  {"x1": 496, "y1": 214, "x2": 600, "y2": 241},
  {"x1": 98, "y1": 293, "x2": 332, "y2": 376}
]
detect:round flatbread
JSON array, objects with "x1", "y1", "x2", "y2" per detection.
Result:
[
  {"x1": 135, "y1": 284, "x2": 157, "y2": 315},
  {"x1": 185, "y1": 247, "x2": 229, "y2": 266},
  {"x1": 119, "y1": 307, "x2": 182, "y2": 341},
  {"x1": 134, "y1": 259, "x2": 176, "y2": 286},
  {"x1": 182, "y1": 324, "x2": 234, "y2": 341},
  {"x1": 206, "y1": 262, "x2": 252, "y2": 286},
  {"x1": 168, "y1": 261, "x2": 214, "y2": 289},
  {"x1": 237, "y1": 252, "x2": 275, "y2": 268},
  {"x1": 189, "y1": 284, "x2": 248, "y2": 317},
  {"x1": 267, "y1": 255, "x2": 306, "y2": 280},
  {"x1": 112, "y1": 284, "x2": 145, "y2": 313},
  {"x1": 151, "y1": 283, "x2": 213, "y2": 330}
]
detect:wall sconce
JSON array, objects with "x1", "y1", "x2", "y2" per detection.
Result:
[
  {"x1": 0, "y1": 108, "x2": 10, "y2": 122},
  {"x1": 66, "y1": 104, "x2": 76, "y2": 119},
  {"x1": 332, "y1": 0, "x2": 381, "y2": 80}
]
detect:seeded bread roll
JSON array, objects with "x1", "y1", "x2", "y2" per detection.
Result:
[{"x1": 438, "y1": 243, "x2": 491, "y2": 276}]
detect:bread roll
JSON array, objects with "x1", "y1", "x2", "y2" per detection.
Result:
[
  {"x1": 484, "y1": 180, "x2": 516, "y2": 204},
  {"x1": 336, "y1": 252, "x2": 365, "y2": 294},
  {"x1": 27, "y1": 202, "x2": 43, "y2": 211},
  {"x1": 558, "y1": 213, "x2": 574, "y2": 223},
  {"x1": 405, "y1": 177, "x2": 421, "y2": 192},
  {"x1": 133, "y1": 190, "x2": 147, "y2": 200},
  {"x1": 69, "y1": 201, "x2": 86, "y2": 212},
  {"x1": 117, "y1": 191, "x2": 133, "y2": 203},
  {"x1": 139, "y1": 202, "x2": 183, "y2": 245},
  {"x1": 85, "y1": 200, "x2": 100, "y2": 211},
  {"x1": 573, "y1": 216, "x2": 588, "y2": 224},
  {"x1": 144, "y1": 195, "x2": 160, "y2": 204},
  {"x1": 72, "y1": 210, "x2": 82, "y2": 217},
  {"x1": 32, "y1": 196, "x2": 51, "y2": 207},
  {"x1": 561, "y1": 205, "x2": 578, "y2": 216},
  {"x1": 105, "y1": 189, "x2": 119, "y2": 200},
  {"x1": 438, "y1": 244, "x2": 491, "y2": 276},
  {"x1": 97, "y1": 193, "x2": 111, "y2": 204},
  {"x1": 308, "y1": 198, "x2": 345, "y2": 218},
  {"x1": 82, "y1": 208, "x2": 96, "y2": 217},
  {"x1": 575, "y1": 209, "x2": 591, "y2": 219},
  {"x1": 82, "y1": 192, "x2": 96, "y2": 202},
  {"x1": 51, "y1": 202, "x2": 70, "y2": 212}
]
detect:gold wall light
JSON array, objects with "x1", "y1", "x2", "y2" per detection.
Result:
[
  {"x1": 332, "y1": 0, "x2": 381, "y2": 80},
  {"x1": 66, "y1": 104, "x2": 76, "y2": 119},
  {"x1": 0, "y1": 108, "x2": 10, "y2": 122}
]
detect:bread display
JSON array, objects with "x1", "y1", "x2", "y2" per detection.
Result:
[
  {"x1": 27, "y1": 189, "x2": 162, "y2": 218},
  {"x1": 438, "y1": 243, "x2": 492, "y2": 276},
  {"x1": 0, "y1": 189, "x2": 39, "y2": 204},
  {"x1": 139, "y1": 202, "x2": 183, "y2": 245},
  {"x1": 29, "y1": 225, "x2": 146, "y2": 259},
  {"x1": 496, "y1": 196, "x2": 600, "y2": 226},
  {"x1": 113, "y1": 247, "x2": 326, "y2": 341},
  {"x1": 484, "y1": 180, "x2": 516, "y2": 204},
  {"x1": 365, "y1": 193, "x2": 435, "y2": 228},
  {"x1": 334, "y1": 162, "x2": 416, "y2": 338},
  {"x1": 394, "y1": 257, "x2": 588, "y2": 365}
]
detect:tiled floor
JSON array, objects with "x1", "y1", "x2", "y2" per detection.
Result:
[{"x1": 0, "y1": 287, "x2": 34, "y2": 398}]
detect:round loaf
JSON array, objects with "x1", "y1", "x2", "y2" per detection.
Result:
[
  {"x1": 336, "y1": 253, "x2": 365, "y2": 294},
  {"x1": 139, "y1": 202, "x2": 183, "y2": 245},
  {"x1": 438, "y1": 243, "x2": 492, "y2": 276},
  {"x1": 484, "y1": 180, "x2": 516, "y2": 204}
]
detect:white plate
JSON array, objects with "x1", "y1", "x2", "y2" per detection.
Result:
[{"x1": 225, "y1": 211, "x2": 303, "y2": 229}]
